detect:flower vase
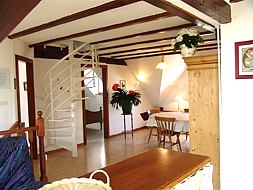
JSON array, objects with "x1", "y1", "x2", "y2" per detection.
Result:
[
  {"x1": 122, "y1": 102, "x2": 133, "y2": 115},
  {"x1": 180, "y1": 44, "x2": 196, "y2": 57}
]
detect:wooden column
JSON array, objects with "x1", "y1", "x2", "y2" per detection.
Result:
[{"x1": 184, "y1": 54, "x2": 220, "y2": 190}]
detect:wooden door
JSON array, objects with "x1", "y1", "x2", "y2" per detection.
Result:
[{"x1": 15, "y1": 55, "x2": 37, "y2": 159}]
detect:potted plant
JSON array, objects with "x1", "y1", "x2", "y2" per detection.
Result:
[
  {"x1": 171, "y1": 28, "x2": 204, "y2": 57},
  {"x1": 110, "y1": 83, "x2": 141, "y2": 115}
]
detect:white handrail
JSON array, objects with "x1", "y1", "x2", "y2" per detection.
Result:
[
  {"x1": 43, "y1": 42, "x2": 90, "y2": 82},
  {"x1": 43, "y1": 50, "x2": 91, "y2": 94}
]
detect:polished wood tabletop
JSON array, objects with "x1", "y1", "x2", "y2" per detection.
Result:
[{"x1": 82, "y1": 148, "x2": 210, "y2": 190}]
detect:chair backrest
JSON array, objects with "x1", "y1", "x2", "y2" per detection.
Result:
[
  {"x1": 140, "y1": 111, "x2": 149, "y2": 121},
  {"x1": 155, "y1": 116, "x2": 176, "y2": 136},
  {"x1": 150, "y1": 108, "x2": 160, "y2": 114},
  {"x1": 0, "y1": 112, "x2": 48, "y2": 189},
  {"x1": 184, "y1": 108, "x2": 189, "y2": 113}
]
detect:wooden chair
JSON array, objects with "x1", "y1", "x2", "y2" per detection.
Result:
[
  {"x1": 155, "y1": 116, "x2": 182, "y2": 151},
  {"x1": 149, "y1": 108, "x2": 160, "y2": 114},
  {"x1": 0, "y1": 111, "x2": 48, "y2": 189},
  {"x1": 184, "y1": 108, "x2": 189, "y2": 140},
  {"x1": 140, "y1": 112, "x2": 158, "y2": 142}
]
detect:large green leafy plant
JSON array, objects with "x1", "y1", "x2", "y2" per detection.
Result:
[
  {"x1": 171, "y1": 28, "x2": 204, "y2": 52},
  {"x1": 110, "y1": 83, "x2": 141, "y2": 110}
]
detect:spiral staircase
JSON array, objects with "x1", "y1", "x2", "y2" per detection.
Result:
[{"x1": 41, "y1": 42, "x2": 100, "y2": 157}]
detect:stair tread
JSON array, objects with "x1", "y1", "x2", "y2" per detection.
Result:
[
  {"x1": 48, "y1": 117, "x2": 73, "y2": 122},
  {"x1": 47, "y1": 135, "x2": 72, "y2": 139},
  {"x1": 46, "y1": 126, "x2": 72, "y2": 131},
  {"x1": 56, "y1": 108, "x2": 74, "y2": 112}
]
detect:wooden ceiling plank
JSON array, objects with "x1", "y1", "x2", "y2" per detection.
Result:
[
  {"x1": 180, "y1": 0, "x2": 231, "y2": 24},
  {"x1": 29, "y1": 12, "x2": 173, "y2": 47},
  {"x1": 0, "y1": 0, "x2": 41, "y2": 43},
  {"x1": 100, "y1": 36, "x2": 216, "y2": 56},
  {"x1": 123, "y1": 46, "x2": 217, "y2": 60},
  {"x1": 143, "y1": 0, "x2": 215, "y2": 32},
  {"x1": 8, "y1": 0, "x2": 140, "y2": 39}
]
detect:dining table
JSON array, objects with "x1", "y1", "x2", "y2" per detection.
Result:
[
  {"x1": 145, "y1": 111, "x2": 189, "y2": 133},
  {"x1": 81, "y1": 148, "x2": 212, "y2": 190}
]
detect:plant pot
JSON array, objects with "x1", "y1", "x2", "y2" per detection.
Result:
[
  {"x1": 180, "y1": 44, "x2": 196, "y2": 57},
  {"x1": 122, "y1": 102, "x2": 133, "y2": 115}
]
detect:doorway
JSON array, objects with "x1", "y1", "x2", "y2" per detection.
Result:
[
  {"x1": 15, "y1": 55, "x2": 37, "y2": 158},
  {"x1": 82, "y1": 65, "x2": 109, "y2": 145}
]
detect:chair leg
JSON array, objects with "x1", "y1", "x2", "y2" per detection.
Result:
[
  {"x1": 147, "y1": 128, "x2": 153, "y2": 142},
  {"x1": 163, "y1": 136, "x2": 165, "y2": 148},
  {"x1": 176, "y1": 133, "x2": 182, "y2": 151}
]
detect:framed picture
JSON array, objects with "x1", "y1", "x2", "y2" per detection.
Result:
[
  {"x1": 119, "y1": 80, "x2": 126, "y2": 90},
  {"x1": 235, "y1": 40, "x2": 253, "y2": 79}
]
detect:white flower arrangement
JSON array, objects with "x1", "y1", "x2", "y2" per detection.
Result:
[{"x1": 172, "y1": 28, "x2": 203, "y2": 53}]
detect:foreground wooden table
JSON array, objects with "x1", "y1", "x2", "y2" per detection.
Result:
[{"x1": 83, "y1": 148, "x2": 210, "y2": 189}]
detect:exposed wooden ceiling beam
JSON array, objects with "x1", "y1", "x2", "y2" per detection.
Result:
[
  {"x1": 230, "y1": 0, "x2": 243, "y2": 3},
  {"x1": 112, "y1": 41, "x2": 217, "y2": 58},
  {"x1": 181, "y1": 0, "x2": 231, "y2": 24},
  {"x1": 33, "y1": 45, "x2": 126, "y2": 65},
  {"x1": 90, "y1": 23, "x2": 195, "y2": 45},
  {"x1": 143, "y1": 0, "x2": 215, "y2": 32},
  {"x1": 0, "y1": 0, "x2": 41, "y2": 43},
  {"x1": 29, "y1": 12, "x2": 173, "y2": 47},
  {"x1": 100, "y1": 36, "x2": 216, "y2": 56},
  {"x1": 8, "y1": 0, "x2": 140, "y2": 39},
  {"x1": 99, "y1": 31, "x2": 213, "y2": 51},
  {"x1": 112, "y1": 42, "x2": 218, "y2": 58},
  {"x1": 123, "y1": 46, "x2": 217, "y2": 60}
]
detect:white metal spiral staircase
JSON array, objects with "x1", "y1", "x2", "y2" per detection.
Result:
[{"x1": 42, "y1": 42, "x2": 100, "y2": 157}]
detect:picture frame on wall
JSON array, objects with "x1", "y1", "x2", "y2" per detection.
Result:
[
  {"x1": 119, "y1": 80, "x2": 126, "y2": 90},
  {"x1": 235, "y1": 40, "x2": 253, "y2": 79}
]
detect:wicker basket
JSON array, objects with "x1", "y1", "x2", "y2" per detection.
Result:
[{"x1": 39, "y1": 170, "x2": 111, "y2": 190}]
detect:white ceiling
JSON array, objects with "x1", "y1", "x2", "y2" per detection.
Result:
[{"x1": 10, "y1": 0, "x2": 217, "y2": 60}]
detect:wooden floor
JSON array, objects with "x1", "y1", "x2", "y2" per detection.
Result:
[{"x1": 34, "y1": 128, "x2": 189, "y2": 182}]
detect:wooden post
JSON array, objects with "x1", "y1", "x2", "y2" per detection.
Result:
[
  {"x1": 184, "y1": 55, "x2": 220, "y2": 190},
  {"x1": 37, "y1": 111, "x2": 48, "y2": 182}
]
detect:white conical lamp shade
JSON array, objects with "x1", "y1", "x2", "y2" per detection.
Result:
[{"x1": 156, "y1": 49, "x2": 168, "y2": 70}]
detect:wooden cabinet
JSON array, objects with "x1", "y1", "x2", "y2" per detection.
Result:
[{"x1": 184, "y1": 54, "x2": 220, "y2": 190}]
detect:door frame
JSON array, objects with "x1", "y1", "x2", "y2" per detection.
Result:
[
  {"x1": 15, "y1": 55, "x2": 38, "y2": 159},
  {"x1": 82, "y1": 65, "x2": 109, "y2": 145}
]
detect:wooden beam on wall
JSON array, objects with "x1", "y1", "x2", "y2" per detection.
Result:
[
  {"x1": 8, "y1": 0, "x2": 140, "y2": 39},
  {"x1": 0, "y1": 0, "x2": 41, "y2": 43},
  {"x1": 143, "y1": 0, "x2": 215, "y2": 32},
  {"x1": 29, "y1": 12, "x2": 173, "y2": 47},
  {"x1": 181, "y1": 0, "x2": 231, "y2": 24}
]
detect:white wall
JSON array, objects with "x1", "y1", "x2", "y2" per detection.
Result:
[
  {"x1": 127, "y1": 55, "x2": 189, "y2": 111},
  {"x1": 0, "y1": 38, "x2": 32, "y2": 130},
  {"x1": 18, "y1": 61, "x2": 29, "y2": 127},
  {"x1": 108, "y1": 64, "x2": 152, "y2": 135},
  {"x1": 220, "y1": 0, "x2": 253, "y2": 189}
]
